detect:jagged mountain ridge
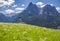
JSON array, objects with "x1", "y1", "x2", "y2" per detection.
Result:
[
  {"x1": 15, "y1": 2, "x2": 60, "y2": 28},
  {"x1": 0, "y1": 2, "x2": 60, "y2": 28}
]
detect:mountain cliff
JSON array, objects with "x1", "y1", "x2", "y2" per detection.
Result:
[{"x1": 15, "y1": 2, "x2": 60, "y2": 28}]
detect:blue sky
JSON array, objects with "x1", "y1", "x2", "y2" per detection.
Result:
[
  {"x1": 0, "y1": 0, "x2": 60, "y2": 14},
  {"x1": 15, "y1": 0, "x2": 60, "y2": 7}
]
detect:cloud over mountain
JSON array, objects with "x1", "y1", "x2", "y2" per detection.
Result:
[
  {"x1": 5, "y1": 9, "x2": 15, "y2": 14},
  {"x1": 36, "y1": 2, "x2": 45, "y2": 8},
  {"x1": 56, "y1": 7, "x2": 60, "y2": 13},
  {"x1": 15, "y1": 7, "x2": 25, "y2": 13},
  {"x1": 15, "y1": 8, "x2": 24, "y2": 11}
]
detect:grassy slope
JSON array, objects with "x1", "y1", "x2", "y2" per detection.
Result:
[{"x1": 0, "y1": 23, "x2": 60, "y2": 41}]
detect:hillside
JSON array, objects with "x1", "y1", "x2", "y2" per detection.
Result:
[{"x1": 0, "y1": 23, "x2": 60, "y2": 41}]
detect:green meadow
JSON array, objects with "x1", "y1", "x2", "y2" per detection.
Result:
[{"x1": 0, "y1": 23, "x2": 60, "y2": 41}]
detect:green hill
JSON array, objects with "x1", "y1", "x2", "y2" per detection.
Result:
[{"x1": 0, "y1": 23, "x2": 60, "y2": 41}]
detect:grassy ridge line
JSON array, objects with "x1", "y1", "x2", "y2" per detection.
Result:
[
  {"x1": 0, "y1": 22, "x2": 59, "y2": 30},
  {"x1": 0, "y1": 23, "x2": 60, "y2": 41}
]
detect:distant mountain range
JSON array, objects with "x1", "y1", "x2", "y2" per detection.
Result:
[{"x1": 0, "y1": 2, "x2": 60, "y2": 28}]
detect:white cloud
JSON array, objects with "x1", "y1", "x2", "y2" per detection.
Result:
[
  {"x1": 36, "y1": 2, "x2": 45, "y2": 8},
  {"x1": 0, "y1": 0, "x2": 15, "y2": 7},
  {"x1": 5, "y1": 9, "x2": 15, "y2": 14},
  {"x1": 15, "y1": 8, "x2": 25, "y2": 11},
  {"x1": 50, "y1": 4, "x2": 54, "y2": 6},
  {"x1": 56, "y1": 7, "x2": 60, "y2": 12},
  {"x1": 21, "y1": 4, "x2": 25, "y2": 6},
  {"x1": 56, "y1": 7, "x2": 60, "y2": 11},
  {"x1": 36, "y1": 2, "x2": 54, "y2": 8},
  {"x1": 15, "y1": 7, "x2": 25, "y2": 13},
  {"x1": 4, "y1": 8, "x2": 25, "y2": 14},
  {"x1": 36, "y1": 2, "x2": 44, "y2": 6}
]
